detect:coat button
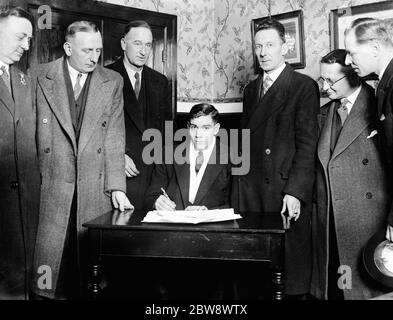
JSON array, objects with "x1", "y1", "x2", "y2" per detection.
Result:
[
  {"x1": 10, "y1": 181, "x2": 19, "y2": 189},
  {"x1": 265, "y1": 178, "x2": 270, "y2": 184},
  {"x1": 97, "y1": 148, "x2": 102, "y2": 154},
  {"x1": 265, "y1": 148, "x2": 271, "y2": 155},
  {"x1": 44, "y1": 147, "x2": 50, "y2": 153},
  {"x1": 362, "y1": 159, "x2": 369, "y2": 165},
  {"x1": 42, "y1": 118, "x2": 48, "y2": 124},
  {"x1": 102, "y1": 121, "x2": 106, "y2": 127},
  {"x1": 366, "y1": 192, "x2": 373, "y2": 199}
]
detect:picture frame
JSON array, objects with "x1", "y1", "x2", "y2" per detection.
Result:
[
  {"x1": 251, "y1": 10, "x2": 305, "y2": 72},
  {"x1": 330, "y1": 0, "x2": 393, "y2": 50}
]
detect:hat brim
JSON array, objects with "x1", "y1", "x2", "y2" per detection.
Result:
[{"x1": 363, "y1": 229, "x2": 393, "y2": 288}]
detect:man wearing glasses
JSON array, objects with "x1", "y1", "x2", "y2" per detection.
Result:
[
  {"x1": 311, "y1": 49, "x2": 390, "y2": 300},
  {"x1": 106, "y1": 20, "x2": 172, "y2": 210}
]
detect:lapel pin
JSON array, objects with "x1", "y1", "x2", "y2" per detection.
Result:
[
  {"x1": 367, "y1": 130, "x2": 378, "y2": 139},
  {"x1": 380, "y1": 114, "x2": 386, "y2": 121},
  {"x1": 19, "y1": 73, "x2": 27, "y2": 86}
]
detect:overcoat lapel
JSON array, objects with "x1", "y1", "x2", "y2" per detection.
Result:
[
  {"x1": 331, "y1": 87, "x2": 370, "y2": 160},
  {"x1": 113, "y1": 60, "x2": 144, "y2": 133},
  {"x1": 246, "y1": 64, "x2": 291, "y2": 132},
  {"x1": 38, "y1": 58, "x2": 76, "y2": 152},
  {"x1": 318, "y1": 101, "x2": 336, "y2": 170},
  {"x1": 78, "y1": 67, "x2": 108, "y2": 155},
  {"x1": 377, "y1": 58, "x2": 393, "y2": 117},
  {"x1": 0, "y1": 76, "x2": 15, "y2": 117},
  {"x1": 10, "y1": 66, "x2": 29, "y2": 123}
]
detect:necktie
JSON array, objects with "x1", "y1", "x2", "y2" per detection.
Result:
[
  {"x1": 259, "y1": 75, "x2": 273, "y2": 101},
  {"x1": 0, "y1": 65, "x2": 12, "y2": 95},
  {"x1": 337, "y1": 98, "x2": 349, "y2": 126},
  {"x1": 73, "y1": 73, "x2": 82, "y2": 100},
  {"x1": 195, "y1": 151, "x2": 204, "y2": 174},
  {"x1": 134, "y1": 72, "x2": 140, "y2": 98}
]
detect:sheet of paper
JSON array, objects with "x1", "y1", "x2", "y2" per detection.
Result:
[{"x1": 142, "y1": 208, "x2": 242, "y2": 224}]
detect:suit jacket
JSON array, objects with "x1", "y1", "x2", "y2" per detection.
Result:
[
  {"x1": 30, "y1": 57, "x2": 126, "y2": 298},
  {"x1": 311, "y1": 85, "x2": 391, "y2": 300},
  {"x1": 232, "y1": 63, "x2": 319, "y2": 294},
  {"x1": 376, "y1": 58, "x2": 393, "y2": 226},
  {"x1": 144, "y1": 142, "x2": 231, "y2": 210},
  {"x1": 0, "y1": 66, "x2": 40, "y2": 299},
  {"x1": 106, "y1": 59, "x2": 172, "y2": 209}
]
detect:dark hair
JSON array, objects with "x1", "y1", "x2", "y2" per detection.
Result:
[
  {"x1": 123, "y1": 20, "x2": 152, "y2": 37},
  {"x1": 189, "y1": 103, "x2": 219, "y2": 124},
  {"x1": 0, "y1": 6, "x2": 33, "y2": 25},
  {"x1": 320, "y1": 49, "x2": 360, "y2": 87},
  {"x1": 255, "y1": 19, "x2": 286, "y2": 43},
  {"x1": 65, "y1": 21, "x2": 100, "y2": 42},
  {"x1": 345, "y1": 17, "x2": 393, "y2": 46}
]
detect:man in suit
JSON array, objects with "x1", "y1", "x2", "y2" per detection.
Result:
[
  {"x1": 144, "y1": 103, "x2": 231, "y2": 211},
  {"x1": 311, "y1": 49, "x2": 391, "y2": 300},
  {"x1": 0, "y1": 6, "x2": 40, "y2": 300},
  {"x1": 232, "y1": 19, "x2": 319, "y2": 298},
  {"x1": 344, "y1": 18, "x2": 393, "y2": 244},
  {"x1": 144, "y1": 103, "x2": 231, "y2": 299},
  {"x1": 30, "y1": 21, "x2": 132, "y2": 299},
  {"x1": 106, "y1": 20, "x2": 172, "y2": 210}
]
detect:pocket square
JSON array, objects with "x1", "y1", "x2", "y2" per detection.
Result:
[
  {"x1": 367, "y1": 130, "x2": 378, "y2": 139},
  {"x1": 380, "y1": 114, "x2": 386, "y2": 121}
]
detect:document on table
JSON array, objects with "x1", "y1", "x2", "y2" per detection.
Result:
[{"x1": 142, "y1": 208, "x2": 242, "y2": 224}]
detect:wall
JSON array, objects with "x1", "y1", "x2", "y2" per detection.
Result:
[{"x1": 103, "y1": 0, "x2": 388, "y2": 108}]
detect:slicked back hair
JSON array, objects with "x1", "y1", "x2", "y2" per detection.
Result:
[
  {"x1": 345, "y1": 17, "x2": 393, "y2": 47},
  {"x1": 65, "y1": 21, "x2": 100, "y2": 42},
  {"x1": 123, "y1": 20, "x2": 152, "y2": 37},
  {"x1": 189, "y1": 103, "x2": 219, "y2": 124}
]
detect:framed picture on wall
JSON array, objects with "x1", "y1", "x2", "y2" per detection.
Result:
[
  {"x1": 251, "y1": 10, "x2": 305, "y2": 72},
  {"x1": 330, "y1": 0, "x2": 393, "y2": 50}
]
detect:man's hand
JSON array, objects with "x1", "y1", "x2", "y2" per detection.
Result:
[
  {"x1": 280, "y1": 194, "x2": 301, "y2": 229},
  {"x1": 111, "y1": 191, "x2": 134, "y2": 211},
  {"x1": 155, "y1": 195, "x2": 176, "y2": 211},
  {"x1": 125, "y1": 154, "x2": 140, "y2": 177},
  {"x1": 386, "y1": 224, "x2": 393, "y2": 242},
  {"x1": 185, "y1": 206, "x2": 208, "y2": 211}
]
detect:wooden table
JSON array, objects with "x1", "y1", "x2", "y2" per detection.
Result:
[{"x1": 82, "y1": 210, "x2": 285, "y2": 300}]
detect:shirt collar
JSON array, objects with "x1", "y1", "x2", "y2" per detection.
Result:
[
  {"x1": 123, "y1": 57, "x2": 143, "y2": 78},
  {"x1": 0, "y1": 60, "x2": 10, "y2": 75},
  {"x1": 66, "y1": 59, "x2": 87, "y2": 81},
  {"x1": 264, "y1": 62, "x2": 286, "y2": 82},
  {"x1": 189, "y1": 138, "x2": 216, "y2": 160},
  {"x1": 343, "y1": 85, "x2": 362, "y2": 106}
]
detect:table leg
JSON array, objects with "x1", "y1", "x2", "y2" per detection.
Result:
[{"x1": 89, "y1": 264, "x2": 101, "y2": 299}]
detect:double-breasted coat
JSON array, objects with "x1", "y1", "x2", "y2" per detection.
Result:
[
  {"x1": 0, "y1": 66, "x2": 40, "y2": 299},
  {"x1": 30, "y1": 57, "x2": 126, "y2": 299},
  {"x1": 106, "y1": 59, "x2": 172, "y2": 210},
  {"x1": 232, "y1": 63, "x2": 320, "y2": 295},
  {"x1": 311, "y1": 85, "x2": 391, "y2": 300}
]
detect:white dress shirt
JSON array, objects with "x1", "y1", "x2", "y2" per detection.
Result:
[
  {"x1": 0, "y1": 60, "x2": 10, "y2": 76},
  {"x1": 66, "y1": 60, "x2": 88, "y2": 90},
  {"x1": 342, "y1": 85, "x2": 362, "y2": 115},
  {"x1": 188, "y1": 139, "x2": 216, "y2": 204},
  {"x1": 264, "y1": 62, "x2": 286, "y2": 84},
  {"x1": 123, "y1": 58, "x2": 142, "y2": 90}
]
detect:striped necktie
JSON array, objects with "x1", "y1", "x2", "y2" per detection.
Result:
[
  {"x1": 73, "y1": 73, "x2": 83, "y2": 100},
  {"x1": 337, "y1": 98, "x2": 349, "y2": 126},
  {"x1": 0, "y1": 65, "x2": 12, "y2": 95},
  {"x1": 134, "y1": 72, "x2": 140, "y2": 98}
]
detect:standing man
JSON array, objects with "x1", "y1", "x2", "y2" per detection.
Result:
[
  {"x1": 345, "y1": 18, "x2": 393, "y2": 244},
  {"x1": 311, "y1": 49, "x2": 390, "y2": 300},
  {"x1": 232, "y1": 19, "x2": 319, "y2": 298},
  {"x1": 30, "y1": 21, "x2": 132, "y2": 299},
  {"x1": 106, "y1": 20, "x2": 172, "y2": 210},
  {"x1": 0, "y1": 6, "x2": 40, "y2": 300}
]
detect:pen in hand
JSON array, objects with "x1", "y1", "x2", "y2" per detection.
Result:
[
  {"x1": 161, "y1": 187, "x2": 170, "y2": 199},
  {"x1": 157, "y1": 187, "x2": 176, "y2": 210}
]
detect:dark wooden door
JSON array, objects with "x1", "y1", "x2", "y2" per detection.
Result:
[{"x1": 6, "y1": 0, "x2": 177, "y2": 116}]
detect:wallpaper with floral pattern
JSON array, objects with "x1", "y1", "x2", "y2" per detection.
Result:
[{"x1": 103, "y1": 0, "x2": 387, "y2": 102}]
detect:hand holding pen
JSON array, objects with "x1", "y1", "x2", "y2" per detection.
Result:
[{"x1": 154, "y1": 187, "x2": 176, "y2": 211}]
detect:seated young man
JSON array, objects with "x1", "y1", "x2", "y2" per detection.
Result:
[
  {"x1": 143, "y1": 103, "x2": 233, "y2": 299},
  {"x1": 144, "y1": 103, "x2": 231, "y2": 211}
]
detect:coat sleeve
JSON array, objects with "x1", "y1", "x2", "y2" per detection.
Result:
[
  {"x1": 143, "y1": 163, "x2": 170, "y2": 210},
  {"x1": 104, "y1": 76, "x2": 127, "y2": 195},
  {"x1": 282, "y1": 78, "x2": 320, "y2": 204}
]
